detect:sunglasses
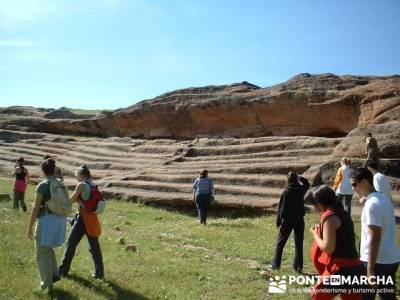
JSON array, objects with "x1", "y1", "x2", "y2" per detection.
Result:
[{"x1": 351, "y1": 182, "x2": 359, "y2": 187}]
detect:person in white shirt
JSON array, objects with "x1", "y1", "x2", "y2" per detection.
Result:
[
  {"x1": 366, "y1": 160, "x2": 392, "y2": 200},
  {"x1": 350, "y1": 167, "x2": 400, "y2": 300},
  {"x1": 332, "y1": 157, "x2": 353, "y2": 215}
]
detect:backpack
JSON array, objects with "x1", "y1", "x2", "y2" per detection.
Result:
[
  {"x1": 80, "y1": 206, "x2": 101, "y2": 237},
  {"x1": 82, "y1": 182, "x2": 106, "y2": 214},
  {"x1": 46, "y1": 178, "x2": 72, "y2": 216}
]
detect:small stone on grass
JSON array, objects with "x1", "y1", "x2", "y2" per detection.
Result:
[{"x1": 125, "y1": 245, "x2": 137, "y2": 252}]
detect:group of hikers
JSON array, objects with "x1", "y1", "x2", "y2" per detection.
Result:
[
  {"x1": 267, "y1": 133, "x2": 399, "y2": 299},
  {"x1": 9, "y1": 133, "x2": 399, "y2": 299},
  {"x1": 270, "y1": 163, "x2": 398, "y2": 300},
  {"x1": 12, "y1": 156, "x2": 104, "y2": 294}
]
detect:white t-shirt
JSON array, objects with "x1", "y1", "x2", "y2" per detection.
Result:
[
  {"x1": 337, "y1": 166, "x2": 353, "y2": 195},
  {"x1": 360, "y1": 192, "x2": 400, "y2": 264},
  {"x1": 373, "y1": 173, "x2": 392, "y2": 200}
]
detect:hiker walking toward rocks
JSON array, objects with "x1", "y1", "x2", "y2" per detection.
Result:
[
  {"x1": 310, "y1": 185, "x2": 363, "y2": 299},
  {"x1": 333, "y1": 157, "x2": 353, "y2": 215},
  {"x1": 59, "y1": 165, "x2": 104, "y2": 279},
  {"x1": 270, "y1": 172, "x2": 310, "y2": 273},
  {"x1": 43, "y1": 155, "x2": 64, "y2": 181},
  {"x1": 365, "y1": 133, "x2": 379, "y2": 165},
  {"x1": 12, "y1": 157, "x2": 29, "y2": 212},
  {"x1": 193, "y1": 170, "x2": 214, "y2": 225},
  {"x1": 366, "y1": 160, "x2": 392, "y2": 201},
  {"x1": 27, "y1": 159, "x2": 69, "y2": 294},
  {"x1": 350, "y1": 167, "x2": 400, "y2": 300}
]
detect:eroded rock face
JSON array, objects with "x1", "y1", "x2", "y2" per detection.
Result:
[
  {"x1": 332, "y1": 122, "x2": 400, "y2": 159},
  {"x1": 1, "y1": 73, "x2": 399, "y2": 213},
  {"x1": 1, "y1": 74, "x2": 399, "y2": 139},
  {"x1": 0, "y1": 128, "x2": 398, "y2": 212},
  {"x1": 43, "y1": 107, "x2": 94, "y2": 119},
  {"x1": 304, "y1": 158, "x2": 400, "y2": 187}
]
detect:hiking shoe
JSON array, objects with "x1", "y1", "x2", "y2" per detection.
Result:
[
  {"x1": 90, "y1": 272, "x2": 104, "y2": 280},
  {"x1": 267, "y1": 264, "x2": 280, "y2": 271}
]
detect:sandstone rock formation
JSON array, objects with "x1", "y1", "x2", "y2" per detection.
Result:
[
  {"x1": 333, "y1": 121, "x2": 400, "y2": 159},
  {"x1": 0, "y1": 129, "x2": 398, "y2": 214},
  {"x1": 0, "y1": 73, "x2": 399, "y2": 214},
  {"x1": 1, "y1": 74, "x2": 399, "y2": 139}
]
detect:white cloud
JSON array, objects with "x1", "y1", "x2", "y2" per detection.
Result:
[{"x1": 0, "y1": 39, "x2": 40, "y2": 47}]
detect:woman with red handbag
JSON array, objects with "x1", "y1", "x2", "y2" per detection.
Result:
[
  {"x1": 11, "y1": 157, "x2": 29, "y2": 212},
  {"x1": 310, "y1": 185, "x2": 363, "y2": 300}
]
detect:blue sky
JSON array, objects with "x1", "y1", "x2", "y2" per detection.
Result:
[{"x1": 1, "y1": 0, "x2": 399, "y2": 110}]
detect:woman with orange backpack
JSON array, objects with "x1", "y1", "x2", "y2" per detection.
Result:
[
  {"x1": 309, "y1": 185, "x2": 363, "y2": 300},
  {"x1": 58, "y1": 165, "x2": 104, "y2": 279}
]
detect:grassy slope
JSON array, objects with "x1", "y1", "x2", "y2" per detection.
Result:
[{"x1": 0, "y1": 177, "x2": 399, "y2": 300}]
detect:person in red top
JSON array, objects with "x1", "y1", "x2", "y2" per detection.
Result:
[
  {"x1": 310, "y1": 185, "x2": 364, "y2": 300},
  {"x1": 12, "y1": 157, "x2": 29, "y2": 212}
]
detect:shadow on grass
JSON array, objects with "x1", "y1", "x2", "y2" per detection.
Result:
[
  {"x1": 148, "y1": 202, "x2": 276, "y2": 219},
  {"x1": 50, "y1": 288, "x2": 80, "y2": 300},
  {"x1": 68, "y1": 274, "x2": 149, "y2": 300},
  {"x1": 208, "y1": 221, "x2": 255, "y2": 228}
]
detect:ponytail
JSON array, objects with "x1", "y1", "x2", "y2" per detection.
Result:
[
  {"x1": 77, "y1": 164, "x2": 91, "y2": 178},
  {"x1": 341, "y1": 157, "x2": 350, "y2": 166},
  {"x1": 16, "y1": 157, "x2": 24, "y2": 167},
  {"x1": 199, "y1": 169, "x2": 208, "y2": 178},
  {"x1": 41, "y1": 158, "x2": 55, "y2": 176}
]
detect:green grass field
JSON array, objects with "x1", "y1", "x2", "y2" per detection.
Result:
[{"x1": 0, "y1": 177, "x2": 399, "y2": 300}]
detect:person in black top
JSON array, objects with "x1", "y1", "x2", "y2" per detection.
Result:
[
  {"x1": 270, "y1": 172, "x2": 310, "y2": 273},
  {"x1": 11, "y1": 157, "x2": 29, "y2": 212}
]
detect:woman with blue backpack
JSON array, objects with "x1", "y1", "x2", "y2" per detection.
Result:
[
  {"x1": 58, "y1": 164, "x2": 105, "y2": 279},
  {"x1": 193, "y1": 169, "x2": 214, "y2": 225}
]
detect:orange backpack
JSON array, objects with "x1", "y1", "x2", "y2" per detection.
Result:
[{"x1": 80, "y1": 207, "x2": 101, "y2": 238}]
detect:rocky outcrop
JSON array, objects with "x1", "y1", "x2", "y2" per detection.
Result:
[
  {"x1": 43, "y1": 107, "x2": 95, "y2": 119},
  {"x1": 1, "y1": 74, "x2": 399, "y2": 139},
  {"x1": 332, "y1": 122, "x2": 400, "y2": 159},
  {"x1": 304, "y1": 158, "x2": 400, "y2": 187},
  {"x1": 1, "y1": 73, "x2": 399, "y2": 214},
  {"x1": 0, "y1": 129, "x2": 398, "y2": 213},
  {"x1": 0, "y1": 106, "x2": 105, "y2": 135}
]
